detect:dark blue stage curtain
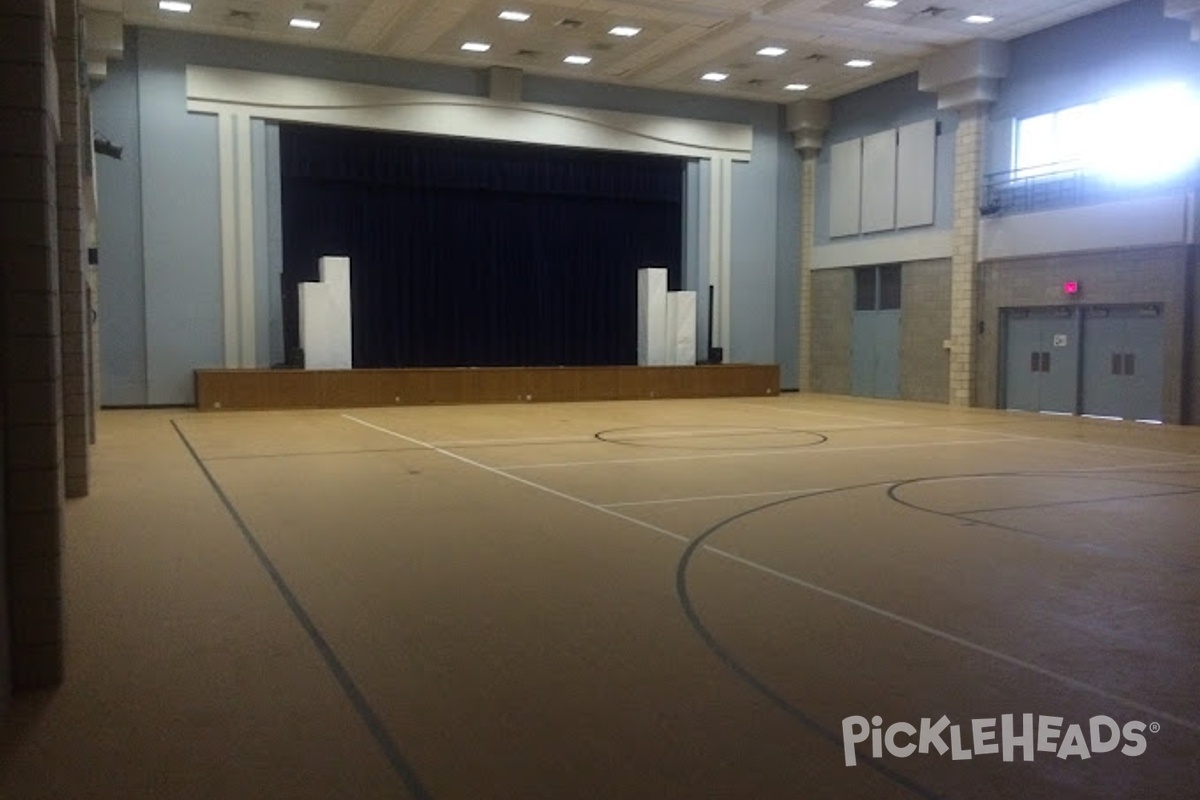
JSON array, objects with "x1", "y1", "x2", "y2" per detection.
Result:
[{"x1": 279, "y1": 124, "x2": 683, "y2": 368}]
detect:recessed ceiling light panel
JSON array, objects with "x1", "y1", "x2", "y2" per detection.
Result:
[
  {"x1": 757, "y1": 46, "x2": 788, "y2": 57},
  {"x1": 461, "y1": 41, "x2": 492, "y2": 52},
  {"x1": 785, "y1": 83, "x2": 810, "y2": 91},
  {"x1": 964, "y1": 14, "x2": 995, "y2": 24},
  {"x1": 564, "y1": 55, "x2": 592, "y2": 65},
  {"x1": 701, "y1": 72, "x2": 729, "y2": 82},
  {"x1": 845, "y1": 59, "x2": 874, "y2": 68},
  {"x1": 289, "y1": 17, "x2": 321, "y2": 29},
  {"x1": 865, "y1": 0, "x2": 899, "y2": 8},
  {"x1": 499, "y1": 10, "x2": 531, "y2": 22},
  {"x1": 159, "y1": 1, "x2": 192, "y2": 12},
  {"x1": 609, "y1": 26, "x2": 642, "y2": 37}
]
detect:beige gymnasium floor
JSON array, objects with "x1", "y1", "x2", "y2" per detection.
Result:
[{"x1": 2, "y1": 394, "x2": 1199, "y2": 799}]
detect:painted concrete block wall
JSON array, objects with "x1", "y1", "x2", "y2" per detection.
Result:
[
  {"x1": 975, "y1": 246, "x2": 1189, "y2": 422},
  {"x1": 899, "y1": 259, "x2": 951, "y2": 403},
  {"x1": 92, "y1": 28, "x2": 794, "y2": 404},
  {"x1": 810, "y1": 269, "x2": 853, "y2": 394}
]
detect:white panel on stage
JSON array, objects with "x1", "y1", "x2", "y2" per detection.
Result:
[
  {"x1": 667, "y1": 291, "x2": 697, "y2": 365},
  {"x1": 637, "y1": 268, "x2": 668, "y2": 366},
  {"x1": 299, "y1": 256, "x2": 352, "y2": 369}
]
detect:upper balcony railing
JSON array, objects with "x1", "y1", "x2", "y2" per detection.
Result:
[{"x1": 981, "y1": 161, "x2": 1196, "y2": 217}]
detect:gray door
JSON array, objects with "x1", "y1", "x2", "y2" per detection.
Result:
[
  {"x1": 1003, "y1": 308, "x2": 1079, "y2": 413},
  {"x1": 1081, "y1": 306, "x2": 1164, "y2": 421},
  {"x1": 852, "y1": 310, "x2": 900, "y2": 399}
]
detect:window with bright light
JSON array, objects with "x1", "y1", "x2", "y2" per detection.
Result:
[{"x1": 1013, "y1": 82, "x2": 1200, "y2": 184}]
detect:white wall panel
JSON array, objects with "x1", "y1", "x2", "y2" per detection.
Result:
[
  {"x1": 860, "y1": 130, "x2": 897, "y2": 233},
  {"x1": 897, "y1": 119, "x2": 937, "y2": 229},
  {"x1": 829, "y1": 138, "x2": 862, "y2": 238}
]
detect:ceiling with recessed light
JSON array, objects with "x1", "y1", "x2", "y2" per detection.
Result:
[{"x1": 84, "y1": 0, "x2": 1135, "y2": 102}]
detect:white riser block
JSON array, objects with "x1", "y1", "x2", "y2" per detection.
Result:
[
  {"x1": 299, "y1": 256, "x2": 353, "y2": 369},
  {"x1": 668, "y1": 291, "x2": 697, "y2": 365},
  {"x1": 637, "y1": 267, "x2": 668, "y2": 366}
]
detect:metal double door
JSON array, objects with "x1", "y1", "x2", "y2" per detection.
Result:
[
  {"x1": 1079, "y1": 306, "x2": 1164, "y2": 421},
  {"x1": 1003, "y1": 307, "x2": 1079, "y2": 414},
  {"x1": 1002, "y1": 305, "x2": 1163, "y2": 421}
]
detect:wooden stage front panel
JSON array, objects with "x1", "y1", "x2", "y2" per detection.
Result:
[{"x1": 194, "y1": 365, "x2": 780, "y2": 411}]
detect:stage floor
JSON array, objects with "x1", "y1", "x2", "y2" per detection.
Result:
[{"x1": 194, "y1": 363, "x2": 780, "y2": 411}]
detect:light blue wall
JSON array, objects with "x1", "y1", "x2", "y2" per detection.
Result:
[
  {"x1": 815, "y1": 72, "x2": 956, "y2": 248},
  {"x1": 136, "y1": 31, "x2": 224, "y2": 405},
  {"x1": 92, "y1": 31, "x2": 147, "y2": 406},
  {"x1": 93, "y1": 27, "x2": 796, "y2": 403},
  {"x1": 987, "y1": 0, "x2": 1200, "y2": 175},
  {"x1": 731, "y1": 121, "x2": 785, "y2": 368}
]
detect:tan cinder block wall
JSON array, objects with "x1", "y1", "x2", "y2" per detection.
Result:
[
  {"x1": 947, "y1": 107, "x2": 986, "y2": 407},
  {"x1": 974, "y1": 246, "x2": 1190, "y2": 423},
  {"x1": 810, "y1": 269, "x2": 853, "y2": 394},
  {"x1": 1, "y1": 0, "x2": 66, "y2": 693},
  {"x1": 796, "y1": 155, "x2": 817, "y2": 392},
  {"x1": 56, "y1": 0, "x2": 89, "y2": 498},
  {"x1": 900, "y1": 259, "x2": 952, "y2": 403}
]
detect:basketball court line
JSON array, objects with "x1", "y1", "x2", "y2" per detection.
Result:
[
  {"x1": 742, "y1": 401, "x2": 1200, "y2": 461},
  {"x1": 431, "y1": 427, "x2": 831, "y2": 449},
  {"x1": 171, "y1": 421, "x2": 433, "y2": 800},
  {"x1": 428, "y1": 434, "x2": 596, "y2": 448},
  {"x1": 200, "y1": 447, "x2": 424, "y2": 461},
  {"x1": 601, "y1": 487, "x2": 831, "y2": 508},
  {"x1": 598, "y1": 461, "x2": 1200, "y2": 508},
  {"x1": 341, "y1": 413, "x2": 1200, "y2": 735},
  {"x1": 343, "y1": 415, "x2": 689, "y2": 545},
  {"x1": 727, "y1": 401, "x2": 909, "y2": 425},
  {"x1": 496, "y1": 436, "x2": 1033, "y2": 470},
  {"x1": 697, "y1": 545, "x2": 1200, "y2": 734}
]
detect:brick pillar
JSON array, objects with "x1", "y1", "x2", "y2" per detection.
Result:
[
  {"x1": 948, "y1": 105, "x2": 986, "y2": 407},
  {"x1": 797, "y1": 152, "x2": 818, "y2": 392},
  {"x1": 56, "y1": 0, "x2": 89, "y2": 497},
  {"x1": 917, "y1": 39, "x2": 1008, "y2": 408},
  {"x1": 1, "y1": 0, "x2": 66, "y2": 691},
  {"x1": 785, "y1": 99, "x2": 830, "y2": 394}
]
